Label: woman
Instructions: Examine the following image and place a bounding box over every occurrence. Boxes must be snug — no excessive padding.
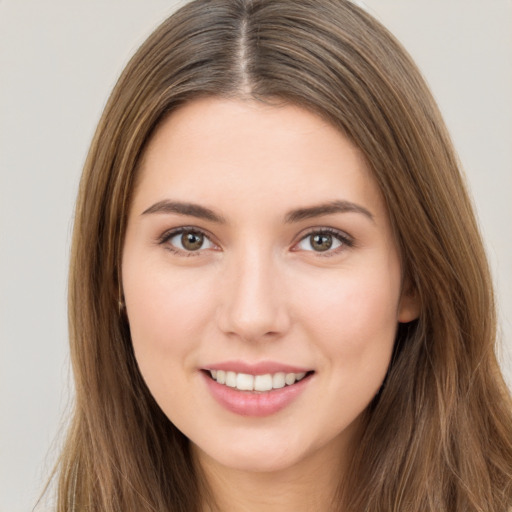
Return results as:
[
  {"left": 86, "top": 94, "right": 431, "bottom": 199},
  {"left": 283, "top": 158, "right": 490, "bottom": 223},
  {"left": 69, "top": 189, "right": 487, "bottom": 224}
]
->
[{"left": 49, "top": 0, "right": 512, "bottom": 510}]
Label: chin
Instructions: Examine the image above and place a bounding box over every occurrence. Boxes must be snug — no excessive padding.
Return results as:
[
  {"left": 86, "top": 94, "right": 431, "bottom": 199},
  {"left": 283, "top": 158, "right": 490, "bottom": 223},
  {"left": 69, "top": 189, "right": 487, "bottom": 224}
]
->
[{"left": 194, "top": 434, "right": 311, "bottom": 474}]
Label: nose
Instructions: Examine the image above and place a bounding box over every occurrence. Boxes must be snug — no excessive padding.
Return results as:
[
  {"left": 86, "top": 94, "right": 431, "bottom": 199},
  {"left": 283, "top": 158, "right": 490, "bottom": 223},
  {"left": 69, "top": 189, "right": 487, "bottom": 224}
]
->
[{"left": 216, "top": 246, "right": 291, "bottom": 342}]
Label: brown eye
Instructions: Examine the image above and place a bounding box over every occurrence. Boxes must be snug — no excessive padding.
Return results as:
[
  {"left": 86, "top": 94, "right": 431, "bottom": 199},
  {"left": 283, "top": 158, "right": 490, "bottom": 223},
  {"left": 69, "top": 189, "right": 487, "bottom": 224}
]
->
[
  {"left": 310, "top": 233, "right": 333, "bottom": 252},
  {"left": 166, "top": 229, "right": 214, "bottom": 253},
  {"left": 181, "top": 232, "right": 204, "bottom": 251},
  {"left": 295, "top": 229, "right": 350, "bottom": 254}
]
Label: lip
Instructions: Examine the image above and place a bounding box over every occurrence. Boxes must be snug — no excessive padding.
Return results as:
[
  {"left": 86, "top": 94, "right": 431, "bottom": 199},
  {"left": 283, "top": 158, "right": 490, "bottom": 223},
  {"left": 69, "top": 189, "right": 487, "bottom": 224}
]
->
[
  {"left": 202, "top": 360, "right": 311, "bottom": 375},
  {"left": 201, "top": 361, "right": 314, "bottom": 417}
]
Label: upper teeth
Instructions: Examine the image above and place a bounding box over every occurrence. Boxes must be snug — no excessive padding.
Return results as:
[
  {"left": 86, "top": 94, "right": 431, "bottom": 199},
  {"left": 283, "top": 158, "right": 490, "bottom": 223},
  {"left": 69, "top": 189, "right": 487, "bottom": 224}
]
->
[{"left": 210, "top": 370, "right": 307, "bottom": 392}]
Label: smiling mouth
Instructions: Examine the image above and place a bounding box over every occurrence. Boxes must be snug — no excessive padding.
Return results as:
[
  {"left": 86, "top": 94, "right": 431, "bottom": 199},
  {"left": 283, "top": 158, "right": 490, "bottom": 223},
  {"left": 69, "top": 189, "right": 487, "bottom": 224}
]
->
[{"left": 205, "top": 369, "right": 314, "bottom": 392}]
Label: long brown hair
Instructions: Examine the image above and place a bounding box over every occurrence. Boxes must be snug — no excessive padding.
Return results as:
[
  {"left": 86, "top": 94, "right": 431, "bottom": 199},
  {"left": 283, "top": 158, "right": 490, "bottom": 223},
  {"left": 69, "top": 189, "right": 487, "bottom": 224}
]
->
[{"left": 51, "top": 0, "right": 512, "bottom": 510}]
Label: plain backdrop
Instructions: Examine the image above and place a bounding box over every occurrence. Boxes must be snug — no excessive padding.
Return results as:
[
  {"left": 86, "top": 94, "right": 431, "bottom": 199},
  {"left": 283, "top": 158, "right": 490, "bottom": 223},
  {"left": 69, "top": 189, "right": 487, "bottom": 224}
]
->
[{"left": 1, "top": 1, "right": 511, "bottom": 511}]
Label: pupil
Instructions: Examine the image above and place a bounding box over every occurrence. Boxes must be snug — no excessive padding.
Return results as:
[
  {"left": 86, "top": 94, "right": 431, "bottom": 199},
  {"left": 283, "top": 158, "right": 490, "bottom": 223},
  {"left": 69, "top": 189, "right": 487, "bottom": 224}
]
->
[
  {"left": 182, "top": 232, "right": 203, "bottom": 251},
  {"left": 311, "top": 234, "right": 332, "bottom": 251}
]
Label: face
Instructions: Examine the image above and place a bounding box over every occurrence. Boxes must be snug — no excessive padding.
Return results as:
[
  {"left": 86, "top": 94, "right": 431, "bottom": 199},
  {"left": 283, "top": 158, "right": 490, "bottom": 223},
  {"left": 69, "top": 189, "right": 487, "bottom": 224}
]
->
[{"left": 122, "top": 98, "right": 418, "bottom": 475}]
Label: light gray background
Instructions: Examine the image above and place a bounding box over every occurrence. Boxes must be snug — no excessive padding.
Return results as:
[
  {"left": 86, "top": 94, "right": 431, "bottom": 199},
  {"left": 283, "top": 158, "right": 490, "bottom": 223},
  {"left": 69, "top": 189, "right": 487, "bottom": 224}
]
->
[{"left": 1, "top": 1, "right": 511, "bottom": 511}]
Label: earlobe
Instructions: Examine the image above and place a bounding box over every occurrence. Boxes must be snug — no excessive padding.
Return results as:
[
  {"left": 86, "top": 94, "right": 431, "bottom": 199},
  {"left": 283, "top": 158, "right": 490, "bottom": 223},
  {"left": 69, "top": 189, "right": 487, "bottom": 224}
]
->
[{"left": 397, "top": 284, "right": 420, "bottom": 323}]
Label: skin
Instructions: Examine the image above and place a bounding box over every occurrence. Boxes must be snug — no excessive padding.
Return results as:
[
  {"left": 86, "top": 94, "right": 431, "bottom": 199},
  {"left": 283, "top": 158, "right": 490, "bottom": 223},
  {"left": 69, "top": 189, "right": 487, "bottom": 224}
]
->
[{"left": 122, "top": 97, "right": 419, "bottom": 511}]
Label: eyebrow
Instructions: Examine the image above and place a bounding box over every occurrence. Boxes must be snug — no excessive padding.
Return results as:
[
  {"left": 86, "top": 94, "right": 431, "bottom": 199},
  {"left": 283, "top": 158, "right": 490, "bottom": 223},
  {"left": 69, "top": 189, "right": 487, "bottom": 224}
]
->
[
  {"left": 141, "top": 200, "right": 226, "bottom": 223},
  {"left": 141, "top": 198, "right": 374, "bottom": 224},
  {"left": 284, "top": 200, "right": 374, "bottom": 223}
]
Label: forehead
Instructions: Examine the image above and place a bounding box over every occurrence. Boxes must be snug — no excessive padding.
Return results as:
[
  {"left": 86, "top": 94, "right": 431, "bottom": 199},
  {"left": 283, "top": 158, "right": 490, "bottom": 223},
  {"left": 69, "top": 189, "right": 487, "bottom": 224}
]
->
[{"left": 132, "top": 97, "right": 384, "bottom": 220}]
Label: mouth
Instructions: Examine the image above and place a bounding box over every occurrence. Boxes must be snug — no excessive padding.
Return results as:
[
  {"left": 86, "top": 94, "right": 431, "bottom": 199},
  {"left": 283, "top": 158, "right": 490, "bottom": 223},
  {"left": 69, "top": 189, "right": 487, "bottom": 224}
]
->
[
  {"left": 201, "top": 362, "right": 315, "bottom": 416},
  {"left": 204, "top": 369, "right": 314, "bottom": 392}
]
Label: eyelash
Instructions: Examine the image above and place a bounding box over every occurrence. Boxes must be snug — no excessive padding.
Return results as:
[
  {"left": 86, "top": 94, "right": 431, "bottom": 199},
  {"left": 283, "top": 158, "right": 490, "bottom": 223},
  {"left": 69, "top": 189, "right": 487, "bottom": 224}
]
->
[
  {"left": 294, "top": 227, "right": 354, "bottom": 256},
  {"left": 158, "top": 226, "right": 217, "bottom": 257},
  {"left": 157, "top": 226, "right": 354, "bottom": 256}
]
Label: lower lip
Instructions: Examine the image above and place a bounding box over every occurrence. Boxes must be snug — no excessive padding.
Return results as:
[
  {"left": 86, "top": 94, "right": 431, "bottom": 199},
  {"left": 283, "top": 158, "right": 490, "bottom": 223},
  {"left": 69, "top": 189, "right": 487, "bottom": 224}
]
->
[{"left": 202, "top": 372, "right": 312, "bottom": 417}]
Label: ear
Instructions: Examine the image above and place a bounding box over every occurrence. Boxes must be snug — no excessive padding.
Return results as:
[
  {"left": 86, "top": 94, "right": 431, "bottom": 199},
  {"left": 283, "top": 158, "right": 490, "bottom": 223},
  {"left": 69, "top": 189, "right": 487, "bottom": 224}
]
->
[{"left": 397, "top": 281, "right": 420, "bottom": 323}]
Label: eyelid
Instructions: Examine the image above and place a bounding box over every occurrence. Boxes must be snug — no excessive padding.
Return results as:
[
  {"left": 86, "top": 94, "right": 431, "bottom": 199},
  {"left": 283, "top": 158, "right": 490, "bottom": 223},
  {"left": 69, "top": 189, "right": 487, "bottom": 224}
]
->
[
  {"left": 157, "top": 226, "right": 220, "bottom": 255},
  {"left": 292, "top": 226, "right": 354, "bottom": 254},
  {"left": 156, "top": 225, "right": 354, "bottom": 256}
]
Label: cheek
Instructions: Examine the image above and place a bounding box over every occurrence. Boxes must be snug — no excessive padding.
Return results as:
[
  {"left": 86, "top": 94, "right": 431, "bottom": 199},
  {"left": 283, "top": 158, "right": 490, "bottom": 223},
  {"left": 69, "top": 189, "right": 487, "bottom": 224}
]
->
[
  {"left": 296, "top": 262, "right": 401, "bottom": 366},
  {"left": 123, "top": 262, "right": 216, "bottom": 371},
  {"left": 123, "top": 263, "right": 220, "bottom": 426}
]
